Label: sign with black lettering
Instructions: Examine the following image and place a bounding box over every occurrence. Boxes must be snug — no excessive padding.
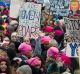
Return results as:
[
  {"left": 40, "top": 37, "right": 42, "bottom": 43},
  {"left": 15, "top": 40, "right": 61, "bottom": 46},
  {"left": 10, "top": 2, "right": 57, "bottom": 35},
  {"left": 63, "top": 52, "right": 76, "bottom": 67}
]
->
[
  {"left": 64, "top": 17, "right": 80, "bottom": 43},
  {"left": 18, "top": 2, "right": 41, "bottom": 38},
  {"left": 49, "top": 0, "right": 70, "bottom": 16}
]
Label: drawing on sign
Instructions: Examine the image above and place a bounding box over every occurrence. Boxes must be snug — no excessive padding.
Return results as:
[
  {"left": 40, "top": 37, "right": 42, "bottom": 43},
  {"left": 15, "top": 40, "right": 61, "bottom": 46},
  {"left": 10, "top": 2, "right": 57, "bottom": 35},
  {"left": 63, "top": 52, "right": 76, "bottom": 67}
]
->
[
  {"left": 66, "top": 42, "right": 79, "bottom": 57},
  {"left": 49, "top": 0, "right": 70, "bottom": 16},
  {"left": 69, "top": 43, "right": 77, "bottom": 56},
  {"left": 18, "top": 2, "right": 41, "bottom": 38}
]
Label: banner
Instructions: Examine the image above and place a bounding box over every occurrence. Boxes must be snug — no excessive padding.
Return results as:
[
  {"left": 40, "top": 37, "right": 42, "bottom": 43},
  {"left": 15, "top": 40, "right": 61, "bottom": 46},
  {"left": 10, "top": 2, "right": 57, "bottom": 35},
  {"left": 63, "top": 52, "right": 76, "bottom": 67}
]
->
[
  {"left": 49, "top": 0, "right": 70, "bottom": 16},
  {"left": 18, "top": 2, "right": 41, "bottom": 38}
]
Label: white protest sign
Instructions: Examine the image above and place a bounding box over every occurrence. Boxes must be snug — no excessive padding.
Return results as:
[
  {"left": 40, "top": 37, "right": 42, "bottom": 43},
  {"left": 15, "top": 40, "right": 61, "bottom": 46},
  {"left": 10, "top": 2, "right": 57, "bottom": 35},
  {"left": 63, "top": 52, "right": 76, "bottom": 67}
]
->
[
  {"left": 49, "top": 0, "right": 70, "bottom": 16},
  {"left": 18, "top": 2, "right": 41, "bottom": 38},
  {"left": 66, "top": 42, "right": 79, "bottom": 57},
  {"left": 64, "top": 17, "right": 80, "bottom": 43},
  {"left": 9, "top": 0, "right": 25, "bottom": 18}
]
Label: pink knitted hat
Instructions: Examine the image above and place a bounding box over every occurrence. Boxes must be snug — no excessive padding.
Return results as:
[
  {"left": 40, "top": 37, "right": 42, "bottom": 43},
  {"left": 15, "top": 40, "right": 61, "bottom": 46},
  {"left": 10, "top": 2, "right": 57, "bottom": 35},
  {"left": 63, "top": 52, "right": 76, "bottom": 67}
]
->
[
  {"left": 26, "top": 57, "right": 41, "bottom": 67},
  {"left": 54, "top": 30, "right": 63, "bottom": 36},
  {"left": 47, "top": 47, "right": 59, "bottom": 59},
  {"left": 18, "top": 42, "right": 32, "bottom": 55},
  {"left": 61, "top": 53, "right": 70, "bottom": 65},
  {"left": 43, "top": 26, "right": 53, "bottom": 32},
  {"left": 41, "top": 36, "right": 52, "bottom": 44}
]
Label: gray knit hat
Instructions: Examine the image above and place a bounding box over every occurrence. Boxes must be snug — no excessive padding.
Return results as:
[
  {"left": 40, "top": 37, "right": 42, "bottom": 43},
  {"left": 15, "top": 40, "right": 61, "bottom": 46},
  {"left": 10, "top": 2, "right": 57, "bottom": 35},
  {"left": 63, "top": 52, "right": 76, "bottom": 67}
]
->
[{"left": 17, "top": 65, "right": 32, "bottom": 74}]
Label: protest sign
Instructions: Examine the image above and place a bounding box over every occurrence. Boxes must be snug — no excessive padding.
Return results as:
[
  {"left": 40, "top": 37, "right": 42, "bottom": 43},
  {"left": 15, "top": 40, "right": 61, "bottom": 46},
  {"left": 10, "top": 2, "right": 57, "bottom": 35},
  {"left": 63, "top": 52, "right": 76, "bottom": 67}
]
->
[
  {"left": 18, "top": 2, "right": 41, "bottom": 38},
  {"left": 9, "top": 0, "right": 25, "bottom": 18},
  {"left": 69, "top": 0, "right": 80, "bottom": 15},
  {"left": 64, "top": 17, "right": 80, "bottom": 57},
  {"left": 66, "top": 42, "right": 79, "bottom": 57},
  {"left": 0, "top": 0, "right": 10, "bottom": 6},
  {"left": 49, "top": 0, "right": 70, "bottom": 16},
  {"left": 64, "top": 17, "right": 80, "bottom": 43},
  {"left": 70, "top": 0, "right": 79, "bottom": 12}
]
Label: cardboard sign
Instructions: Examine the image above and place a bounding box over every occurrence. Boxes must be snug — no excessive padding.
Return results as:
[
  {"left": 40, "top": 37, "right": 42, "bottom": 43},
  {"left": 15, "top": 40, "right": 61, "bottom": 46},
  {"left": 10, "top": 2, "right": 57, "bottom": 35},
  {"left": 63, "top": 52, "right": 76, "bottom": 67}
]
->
[
  {"left": 18, "top": 2, "right": 41, "bottom": 38},
  {"left": 49, "top": 0, "right": 70, "bottom": 16}
]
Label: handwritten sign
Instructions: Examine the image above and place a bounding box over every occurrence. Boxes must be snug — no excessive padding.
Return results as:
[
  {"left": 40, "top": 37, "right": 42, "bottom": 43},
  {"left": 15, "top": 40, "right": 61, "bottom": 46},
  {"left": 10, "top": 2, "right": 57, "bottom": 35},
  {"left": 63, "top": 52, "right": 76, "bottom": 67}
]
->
[
  {"left": 18, "top": 2, "right": 41, "bottom": 38},
  {"left": 64, "top": 17, "right": 80, "bottom": 43},
  {"left": 49, "top": 0, "right": 70, "bottom": 16}
]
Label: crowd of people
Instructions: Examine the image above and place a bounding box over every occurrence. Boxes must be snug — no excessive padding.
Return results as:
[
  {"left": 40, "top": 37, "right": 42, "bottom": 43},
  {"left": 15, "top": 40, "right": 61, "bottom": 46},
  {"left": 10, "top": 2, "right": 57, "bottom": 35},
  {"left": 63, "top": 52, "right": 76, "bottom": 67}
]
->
[{"left": 0, "top": 4, "right": 80, "bottom": 74}]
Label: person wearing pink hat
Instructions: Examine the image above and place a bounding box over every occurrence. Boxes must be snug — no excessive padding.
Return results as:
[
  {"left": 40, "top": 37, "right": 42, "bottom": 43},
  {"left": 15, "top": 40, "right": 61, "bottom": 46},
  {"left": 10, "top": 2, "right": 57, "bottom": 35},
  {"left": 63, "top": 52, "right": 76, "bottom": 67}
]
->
[
  {"left": 26, "top": 56, "right": 43, "bottom": 74},
  {"left": 41, "top": 36, "right": 52, "bottom": 44},
  {"left": 53, "top": 29, "right": 64, "bottom": 51},
  {"left": 43, "top": 26, "right": 54, "bottom": 37},
  {"left": 26, "top": 57, "right": 41, "bottom": 69},
  {"left": 40, "top": 36, "right": 52, "bottom": 60},
  {"left": 47, "top": 47, "right": 59, "bottom": 60},
  {"left": 18, "top": 42, "right": 33, "bottom": 60}
]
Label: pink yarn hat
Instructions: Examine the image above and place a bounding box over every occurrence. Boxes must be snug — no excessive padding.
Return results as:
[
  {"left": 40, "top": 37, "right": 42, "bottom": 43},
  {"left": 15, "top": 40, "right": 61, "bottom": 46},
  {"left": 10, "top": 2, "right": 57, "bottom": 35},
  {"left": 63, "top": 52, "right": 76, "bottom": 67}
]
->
[
  {"left": 41, "top": 36, "right": 52, "bottom": 44},
  {"left": 54, "top": 30, "right": 63, "bottom": 36},
  {"left": 43, "top": 26, "right": 53, "bottom": 32},
  {"left": 47, "top": 47, "right": 59, "bottom": 59},
  {"left": 18, "top": 42, "right": 32, "bottom": 55},
  {"left": 61, "top": 53, "right": 70, "bottom": 65},
  {"left": 26, "top": 57, "right": 41, "bottom": 67}
]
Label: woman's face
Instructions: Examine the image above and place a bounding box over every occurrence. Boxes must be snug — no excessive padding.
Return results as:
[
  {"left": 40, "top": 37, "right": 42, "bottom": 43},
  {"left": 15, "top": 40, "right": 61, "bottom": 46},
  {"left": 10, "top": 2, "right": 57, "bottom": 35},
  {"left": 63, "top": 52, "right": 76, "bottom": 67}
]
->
[
  {"left": 11, "top": 36, "right": 17, "bottom": 42},
  {"left": 26, "top": 50, "right": 33, "bottom": 59},
  {"left": 0, "top": 61, "right": 7, "bottom": 72}
]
